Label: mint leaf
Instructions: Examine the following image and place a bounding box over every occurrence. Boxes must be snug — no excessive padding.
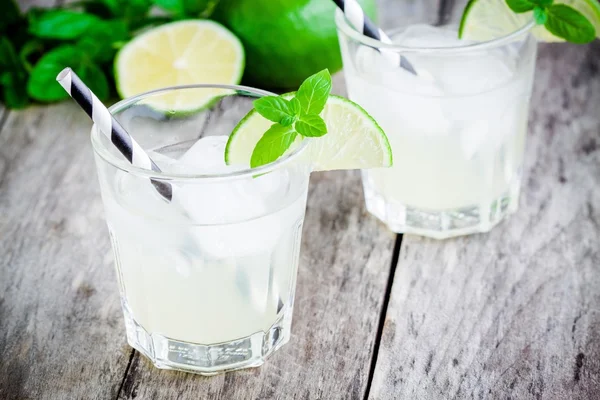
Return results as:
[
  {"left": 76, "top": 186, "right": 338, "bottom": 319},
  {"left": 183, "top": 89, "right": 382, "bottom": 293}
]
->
[
  {"left": 102, "top": 0, "right": 152, "bottom": 17},
  {"left": 30, "top": 45, "right": 109, "bottom": 102},
  {"left": 290, "top": 97, "right": 301, "bottom": 115},
  {"left": 254, "top": 96, "right": 299, "bottom": 126},
  {"left": 250, "top": 123, "right": 298, "bottom": 168},
  {"left": 295, "top": 114, "right": 327, "bottom": 137},
  {"left": 77, "top": 19, "right": 129, "bottom": 63},
  {"left": 28, "top": 10, "right": 101, "bottom": 40},
  {"left": 296, "top": 69, "right": 332, "bottom": 115},
  {"left": 0, "top": 0, "right": 20, "bottom": 33},
  {"left": 533, "top": 0, "right": 553, "bottom": 6},
  {"left": 0, "top": 37, "right": 29, "bottom": 109},
  {"left": 506, "top": 0, "right": 536, "bottom": 13},
  {"left": 533, "top": 6, "right": 548, "bottom": 25},
  {"left": 545, "top": 4, "right": 595, "bottom": 43}
]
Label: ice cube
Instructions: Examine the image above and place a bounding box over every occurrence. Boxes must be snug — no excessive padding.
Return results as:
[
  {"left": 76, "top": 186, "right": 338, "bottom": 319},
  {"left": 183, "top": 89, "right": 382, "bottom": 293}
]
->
[
  {"left": 178, "top": 135, "right": 233, "bottom": 173},
  {"left": 395, "top": 24, "right": 469, "bottom": 47},
  {"left": 172, "top": 136, "right": 284, "bottom": 258},
  {"left": 392, "top": 24, "right": 515, "bottom": 96},
  {"left": 350, "top": 46, "right": 451, "bottom": 136}
]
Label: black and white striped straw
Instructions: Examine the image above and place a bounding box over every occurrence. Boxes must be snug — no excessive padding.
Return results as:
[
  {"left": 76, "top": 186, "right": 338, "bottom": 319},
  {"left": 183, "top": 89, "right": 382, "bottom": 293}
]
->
[
  {"left": 333, "top": 0, "right": 417, "bottom": 75},
  {"left": 56, "top": 67, "right": 173, "bottom": 202}
]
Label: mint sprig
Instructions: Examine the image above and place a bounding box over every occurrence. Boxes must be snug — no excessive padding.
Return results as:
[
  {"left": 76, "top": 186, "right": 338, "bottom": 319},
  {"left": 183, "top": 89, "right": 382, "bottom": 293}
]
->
[
  {"left": 506, "top": 0, "right": 596, "bottom": 43},
  {"left": 250, "top": 69, "right": 332, "bottom": 168}
]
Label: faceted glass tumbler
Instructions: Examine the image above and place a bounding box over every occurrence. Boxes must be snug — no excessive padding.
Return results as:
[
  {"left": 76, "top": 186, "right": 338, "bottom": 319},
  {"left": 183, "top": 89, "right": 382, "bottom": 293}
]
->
[
  {"left": 336, "top": 1, "right": 538, "bottom": 238},
  {"left": 92, "top": 85, "right": 311, "bottom": 375}
]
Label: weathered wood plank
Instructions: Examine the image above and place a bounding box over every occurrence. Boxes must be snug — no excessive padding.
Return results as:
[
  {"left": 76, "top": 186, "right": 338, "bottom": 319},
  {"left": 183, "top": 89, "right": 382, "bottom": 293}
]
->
[
  {"left": 1, "top": 1, "right": 131, "bottom": 398},
  {"left": 0, "top": 102, "right": 132, "bottom": 400},
  {"left": 369, "top": 42, "right": 600, "bottom": 400},
  {"left": 115, "top": 76, "right": 396, "bottom": 399}
]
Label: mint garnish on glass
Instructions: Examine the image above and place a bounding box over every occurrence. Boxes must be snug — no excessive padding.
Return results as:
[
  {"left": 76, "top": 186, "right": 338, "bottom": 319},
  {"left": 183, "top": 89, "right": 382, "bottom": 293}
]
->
[
  {"left": 250, "top": 69, "right": 332, "bottom": 168},
  {"left": 506, "top": 0, "right": 596, "bottom": 42},
  {"left": 459, "top": 0, "right": 599, "bottom": 43}
]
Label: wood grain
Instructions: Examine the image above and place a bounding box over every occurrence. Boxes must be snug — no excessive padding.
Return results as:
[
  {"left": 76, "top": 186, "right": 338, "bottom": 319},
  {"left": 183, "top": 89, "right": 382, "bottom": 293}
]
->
[
  {"left": 115, "top": 170, "right": 396, "bottom": 400},
  {"left": 0, "top": 103, "right": 132, "bottom": 400},
  {"left": 2, "top": 1, "right": 132, "bottom": 397},
  {"left": 369, "top": 42, "right": 600, "bottom": 400}
]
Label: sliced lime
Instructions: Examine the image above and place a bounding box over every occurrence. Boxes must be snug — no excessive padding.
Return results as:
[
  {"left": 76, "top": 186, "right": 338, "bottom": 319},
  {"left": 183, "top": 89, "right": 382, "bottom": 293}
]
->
[
  {"left": 114, "top": 20, "right": 244, "bottom": 111},
  {"left": 225, "top": 94, "right": 392, "bottom": 171},
  {"left": 459, "top": 0, "right": 600, "bottom": 42}
]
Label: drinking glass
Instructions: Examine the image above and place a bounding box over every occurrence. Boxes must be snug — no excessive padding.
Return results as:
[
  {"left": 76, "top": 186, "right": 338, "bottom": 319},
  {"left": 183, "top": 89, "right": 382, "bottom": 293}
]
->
[
  {"left": 92, "top": 85, "right": 311, "bottom": 375},
  {"left": 336, "top": 0, "right": 537, "bottom": 238}
]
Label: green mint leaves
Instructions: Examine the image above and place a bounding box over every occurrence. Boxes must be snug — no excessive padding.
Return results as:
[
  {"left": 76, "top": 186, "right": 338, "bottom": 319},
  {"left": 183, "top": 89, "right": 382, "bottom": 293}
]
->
[
  {"left": 295, "top": 70, "right": 332, "bottom": 114},
  {"left": 545, "top": 4, "right": 596, "bottom": 43},
  {"left": 250, "top": 69, "right": 332, "bottom": 168},
  {"left": 506, "top": 0, "right": 596, "bottom": 43},
  {"left": 250, "top": 124, "right": 298, "bottom": 168},
  {"left": 0, "top": 0, "right": 219, "bottom": 109},
  {"left": 254, "top": 96, "right": 299, "bottom": 126}
]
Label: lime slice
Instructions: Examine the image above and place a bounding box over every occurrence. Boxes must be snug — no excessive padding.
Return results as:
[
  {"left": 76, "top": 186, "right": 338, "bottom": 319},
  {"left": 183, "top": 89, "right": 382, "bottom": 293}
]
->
[
  {"left": 459, "top": 0, "right": 600, "bottom": 42},
  {"left": 225, "top": 94, "right": 392, "bottom": 171},
  {"left": 115, "top": 20, "right": 244, "bottom": 111}
]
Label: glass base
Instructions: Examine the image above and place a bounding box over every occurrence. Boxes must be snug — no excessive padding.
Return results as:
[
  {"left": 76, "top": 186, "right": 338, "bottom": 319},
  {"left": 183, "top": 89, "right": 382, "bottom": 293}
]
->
[
  {"left": 121, "top": 303, "right": 290, "bottom": 375},
  {"left": 363, "top": 179, "right": 520, "bottom": 239}
]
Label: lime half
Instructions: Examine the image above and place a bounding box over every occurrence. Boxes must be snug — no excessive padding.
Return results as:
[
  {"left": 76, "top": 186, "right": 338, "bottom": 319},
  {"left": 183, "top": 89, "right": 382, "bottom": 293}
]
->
[
  {"left": 225, "top": 94, "right": 392, "bottom": 171},
  {"left": 459, "top": 0, "right": 600, "bottom": 42},
  {"left": 115, "top": 20, "right": 244, "bottom": 111}
]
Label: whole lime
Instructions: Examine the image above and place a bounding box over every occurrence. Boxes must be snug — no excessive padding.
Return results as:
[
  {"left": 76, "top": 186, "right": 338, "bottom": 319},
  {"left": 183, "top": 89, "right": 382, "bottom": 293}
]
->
[{"left": 212, "top": 0, "right": 377, "bottom": 90}]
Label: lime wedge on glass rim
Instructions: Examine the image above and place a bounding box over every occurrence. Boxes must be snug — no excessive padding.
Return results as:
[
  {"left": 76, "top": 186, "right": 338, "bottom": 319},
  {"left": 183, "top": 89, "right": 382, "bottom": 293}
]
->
[
  {"left": 459, "top": 0, "right": 600, "bottom": 42},
  {"left": 114, "top": 20, "right": 244, "bottom": 112},
  {"left": 225, "top": 94, "right": 392, "bottom": 171}
]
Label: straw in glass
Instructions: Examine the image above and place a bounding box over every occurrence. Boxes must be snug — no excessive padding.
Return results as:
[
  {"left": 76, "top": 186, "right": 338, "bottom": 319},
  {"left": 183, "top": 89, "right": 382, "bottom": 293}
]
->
[
  {"left": 56, "top": 67, "right": 173, "bottom": 202},
  {"left": 332, "top": 0, "right": 417, "bottom": 75}
]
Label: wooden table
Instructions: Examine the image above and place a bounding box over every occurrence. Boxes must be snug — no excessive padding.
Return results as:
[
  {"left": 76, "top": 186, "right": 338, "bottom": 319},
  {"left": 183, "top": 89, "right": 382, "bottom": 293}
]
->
[{"left": 2, "top": 1, "right": 600, "bottom": 399}]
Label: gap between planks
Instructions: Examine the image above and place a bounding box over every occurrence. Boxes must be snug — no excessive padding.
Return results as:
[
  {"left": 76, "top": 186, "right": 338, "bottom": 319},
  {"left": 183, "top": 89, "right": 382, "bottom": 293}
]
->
[
  {"left": 112, "top": 234, "right": 403, "bottom": 399},
  {"left": 115, "top": 350, "right": 136, "bottom": 400},
  {"left": 364, "top": 234, "right": 403, "bottom": 400}
]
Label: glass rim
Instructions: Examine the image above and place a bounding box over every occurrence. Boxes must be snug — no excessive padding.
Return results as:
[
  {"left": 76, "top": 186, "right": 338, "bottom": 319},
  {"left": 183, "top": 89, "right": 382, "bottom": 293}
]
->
[
  {"left": 334, "top": 9, "right": 535, "bottom": 54},
  {"left": 91, "top": 84, "right": 311, "bottom": 182}
]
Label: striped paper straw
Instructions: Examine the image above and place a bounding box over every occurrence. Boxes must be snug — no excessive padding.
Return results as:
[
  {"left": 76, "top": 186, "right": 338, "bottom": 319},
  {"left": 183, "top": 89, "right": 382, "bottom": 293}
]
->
[
  {"left": 56, "top": 67, "right": 173, "bottom": 202},
  {"left": 333, "top": 0, "right": 417, "bottom": 75}
]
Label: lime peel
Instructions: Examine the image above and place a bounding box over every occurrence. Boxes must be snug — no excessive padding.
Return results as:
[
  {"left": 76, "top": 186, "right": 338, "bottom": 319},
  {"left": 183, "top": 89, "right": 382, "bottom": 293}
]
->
[{"left": 114, "top": 20, "right": 244, "bottom": 112}]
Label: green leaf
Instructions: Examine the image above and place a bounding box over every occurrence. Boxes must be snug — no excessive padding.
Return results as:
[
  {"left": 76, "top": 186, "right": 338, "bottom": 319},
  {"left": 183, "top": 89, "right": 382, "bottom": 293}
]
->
[
  {"left": 102, "top": 0, "right": 152, "bottom": 17},
  {"left": 28, "top": 46, "right": 80, "bottom": 102},
  {"left": 80, "top": 62, "right": 109, "bottom": 100},
  {"left": 545, "top": 4, "right": 596, "bottom": 43},
  {"left": 3, "top": 83, "right": 29, "bottom": 109},
  {"left": 77, "top": 0, "right": 114, "bottom": 19},
  {"left": 77, "top": 19, "right": 129, "bottom": 62},
  {"left": 0, "top": 37, "right": 30, "bottom": 109},
  {"left": 19, "top": 40, "right": 45, "bottom": 71},
  {"left": 290, "top": 97, "right": 301, "bottom": 115},
  {"left": 533, "top": 6, "right": 548, "bottom": 25},
  {"left": 253, "top": 96, "right": 299, "bottom": 126},
  {"left": 0, "top": 0, "right": 21, "bottom": 34},
  {"left": 250, "top": 123, "right": 298, "bottom": 168},
  {"left": 532, "top": 0, "right": 553, "bottom": 7},
  {"left": 28, "top": 45, "right": 109, "bottom": 102},
  {"left": 295, "top": 114, "right": 327, "bottom": 137},
  {"left": 153, "top": 0, "right": 185, "bottom": 13},
  {"left": 295, "top": 69, "right": 332, "bottom": 115},
  {"left": 0, "top": 37, "right": 20, "bottom": 70},
  {"left": 505, "top": 0, "right": 536, "bottom": 13},
  {"left": 28, "top": 10, "right": 101, "bottom": 40}
]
